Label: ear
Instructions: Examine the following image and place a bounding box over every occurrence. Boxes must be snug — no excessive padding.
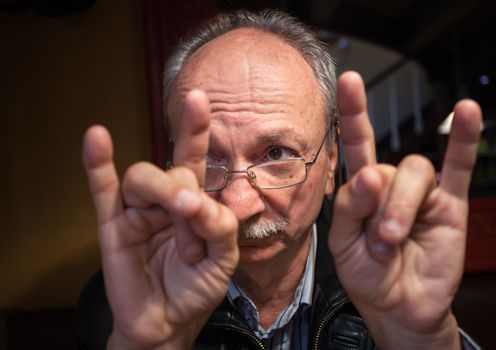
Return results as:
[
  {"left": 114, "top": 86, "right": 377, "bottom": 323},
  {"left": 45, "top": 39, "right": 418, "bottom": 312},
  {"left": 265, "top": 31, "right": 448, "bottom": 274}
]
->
[{"left": 325, "top": 141, "right": 339, "bottom": 195}]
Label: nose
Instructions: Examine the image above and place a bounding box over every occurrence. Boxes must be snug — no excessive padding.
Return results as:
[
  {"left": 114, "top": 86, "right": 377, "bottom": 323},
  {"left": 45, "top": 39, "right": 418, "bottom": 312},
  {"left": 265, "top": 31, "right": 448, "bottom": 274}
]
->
[{"left": 218, "top": 173, "right": 266, "bottom": 223}]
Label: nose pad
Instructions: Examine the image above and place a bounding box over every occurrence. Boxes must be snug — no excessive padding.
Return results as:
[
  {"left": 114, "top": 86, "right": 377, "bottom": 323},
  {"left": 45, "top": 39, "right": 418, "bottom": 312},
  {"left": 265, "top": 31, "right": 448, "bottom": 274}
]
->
[
  {"left": 225, "top": 169, "right": 257, "bottom": 189},
  {"left": 247, "top": 170, "right": 257, "bottom": 187}
]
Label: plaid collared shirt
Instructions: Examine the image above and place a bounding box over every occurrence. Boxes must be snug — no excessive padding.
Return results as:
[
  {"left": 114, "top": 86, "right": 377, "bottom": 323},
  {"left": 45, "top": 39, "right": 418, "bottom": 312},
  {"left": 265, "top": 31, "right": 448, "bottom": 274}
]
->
[{"left": 227, "top": 225, "right": 317, "bottom": 350}]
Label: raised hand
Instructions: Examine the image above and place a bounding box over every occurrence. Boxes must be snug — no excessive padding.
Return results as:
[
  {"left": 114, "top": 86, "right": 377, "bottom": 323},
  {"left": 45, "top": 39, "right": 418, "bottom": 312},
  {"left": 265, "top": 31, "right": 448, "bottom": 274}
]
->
[
  {"left": 82, "top": 90, "right": 239, "bottom": 350},
  {"left": 329, "top": 71, "right": 482, "bottom": 349}
]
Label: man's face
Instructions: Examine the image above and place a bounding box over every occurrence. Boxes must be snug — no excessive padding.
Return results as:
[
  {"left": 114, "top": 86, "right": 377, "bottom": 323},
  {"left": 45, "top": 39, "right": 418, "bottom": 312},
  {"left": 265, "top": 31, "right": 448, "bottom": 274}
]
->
[{"left": 168, "top": 28, "right": 337, "bottom": 262}]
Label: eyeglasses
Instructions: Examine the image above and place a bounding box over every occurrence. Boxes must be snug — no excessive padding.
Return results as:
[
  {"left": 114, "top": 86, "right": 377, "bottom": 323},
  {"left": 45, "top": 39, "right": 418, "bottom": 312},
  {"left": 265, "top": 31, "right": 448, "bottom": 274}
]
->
[{"left": 204, "top": 126, "right": 333, "bottom": 192}]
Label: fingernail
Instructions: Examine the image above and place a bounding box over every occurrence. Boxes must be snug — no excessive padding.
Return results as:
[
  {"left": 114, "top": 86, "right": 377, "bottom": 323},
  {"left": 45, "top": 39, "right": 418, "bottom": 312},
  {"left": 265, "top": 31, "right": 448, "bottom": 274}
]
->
[
  {"left": 381, "top": 218, "right": 401, "bottom": 236},
  {"left": 175, "top": 189, "right": 201, "bottom": 209}
]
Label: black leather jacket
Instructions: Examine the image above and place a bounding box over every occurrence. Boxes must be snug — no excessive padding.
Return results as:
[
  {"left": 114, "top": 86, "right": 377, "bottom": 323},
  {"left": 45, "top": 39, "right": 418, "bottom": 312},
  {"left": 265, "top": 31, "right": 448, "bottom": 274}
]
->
[
  {"left": 75, "top": 197, "right": 376, "bottom": 349},
  {"left": 191, "top": 197, "right": 376, "bottom": 349}
]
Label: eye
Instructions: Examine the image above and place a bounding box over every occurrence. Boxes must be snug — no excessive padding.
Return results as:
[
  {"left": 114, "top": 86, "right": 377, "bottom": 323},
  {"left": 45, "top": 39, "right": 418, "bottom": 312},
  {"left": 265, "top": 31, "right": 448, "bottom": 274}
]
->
[
  {"left": 262, "top": 147, "right": 297, "bottom": 162},
  {"left": 206, "top": 152, "right": 226, "bottom": 165}
]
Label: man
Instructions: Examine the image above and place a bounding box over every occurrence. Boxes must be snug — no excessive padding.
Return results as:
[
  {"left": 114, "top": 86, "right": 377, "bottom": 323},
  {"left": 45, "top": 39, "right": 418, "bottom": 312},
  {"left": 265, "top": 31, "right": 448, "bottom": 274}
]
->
[{"left": 77, "top": 9, "right": 482, "bottom": 349}]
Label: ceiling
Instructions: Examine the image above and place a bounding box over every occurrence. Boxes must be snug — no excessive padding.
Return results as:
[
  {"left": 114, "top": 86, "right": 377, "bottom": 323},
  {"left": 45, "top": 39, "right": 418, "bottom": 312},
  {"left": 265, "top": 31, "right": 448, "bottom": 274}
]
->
[
  {"left": 218, "top": 0, "right": 496, "bottom": 118},
  {"left": 0, "top": 0, "right": 96, "bottom": 16},
  {"left": 2, "top": 0, "right": 493, "bottom": 117}
]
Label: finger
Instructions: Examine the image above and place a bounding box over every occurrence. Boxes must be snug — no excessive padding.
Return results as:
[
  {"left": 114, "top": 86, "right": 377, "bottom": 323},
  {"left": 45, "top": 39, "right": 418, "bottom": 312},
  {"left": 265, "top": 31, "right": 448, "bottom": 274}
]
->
[
  {"left": 126, "top": 205, "right": 172, "bottom": 236},
  {"left": 82, "top": 125, "right": 123, "bottom": 224},
  {"left": 329, "top": 166, "right": 384, "bottom": 260},
  {"left": 122, "top": 164, "right": 206, "bottom": 263},
  {"left": 173, "top": 89, "right": 211, "bottom": 188},
  {"left": 337, "top": 71, "right": 377, "bottom": 175},
  {"left": 170, "top": 90, "right": 211, "bottom": 264},
  {"left": 122, "top": 164, "right": 202, "bottom": 217},
  {"left": 440, "top": 100, "right": 482, "bottom": 200},
  {"left": 175, "top": 194, "right": 238, "bottom": 266},
  {"left": 190, "top": 193, "right": 239, "bottom": 268},
  {"left": 376, "top": 155, "right": 436, "bottom": 246},
  {"left": 111, "top": 206, "right": 174, "bottom": 251},
  {"left": 173, "top": 218, "right": 206, "bottom": 264}
]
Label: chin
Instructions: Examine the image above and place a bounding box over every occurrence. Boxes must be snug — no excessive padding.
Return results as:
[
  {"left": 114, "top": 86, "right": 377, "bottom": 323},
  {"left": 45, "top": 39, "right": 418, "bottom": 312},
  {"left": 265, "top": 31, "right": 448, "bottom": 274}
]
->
[{"left": 237, "top": 236, "right": 285, "bottom": 263}]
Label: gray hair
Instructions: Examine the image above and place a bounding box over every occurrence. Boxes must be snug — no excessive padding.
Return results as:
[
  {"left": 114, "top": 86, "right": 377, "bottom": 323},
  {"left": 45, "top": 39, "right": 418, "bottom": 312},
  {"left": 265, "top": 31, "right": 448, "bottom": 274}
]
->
[{"left": 163, "top": 9, "right": 338, "bottom": 144}]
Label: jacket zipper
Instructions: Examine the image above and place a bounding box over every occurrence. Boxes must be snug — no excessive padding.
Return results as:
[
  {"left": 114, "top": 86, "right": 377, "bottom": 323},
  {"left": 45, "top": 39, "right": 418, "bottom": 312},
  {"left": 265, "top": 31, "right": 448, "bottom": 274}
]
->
[
  {"left": 239, "top": 328, "right": 266, "bottom": 350},
  {"left": 216, "top": 325, "right": 266, "bottom": 349},
  {"left": 312, "top": 297, "right": 350, "bottom": 350}
]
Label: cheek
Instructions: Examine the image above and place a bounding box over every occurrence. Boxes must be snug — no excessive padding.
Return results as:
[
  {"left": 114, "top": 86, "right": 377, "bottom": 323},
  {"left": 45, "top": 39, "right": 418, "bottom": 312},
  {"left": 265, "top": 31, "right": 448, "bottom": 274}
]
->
[
  {"left": 292, "top": 170, "right": 329, "bottom": 220},
  {"left": 295, "top": 185, "right": 325, "bottom": 216},
  {"left": 267, "top": 181, "right": 325, "bottom": 228}
]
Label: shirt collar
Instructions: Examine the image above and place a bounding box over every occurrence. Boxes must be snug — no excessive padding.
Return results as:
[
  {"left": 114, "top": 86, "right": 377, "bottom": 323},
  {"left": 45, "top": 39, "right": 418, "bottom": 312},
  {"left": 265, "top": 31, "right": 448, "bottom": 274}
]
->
[{"left": 227, "top": 224, "right": 317, "bottom": 333}]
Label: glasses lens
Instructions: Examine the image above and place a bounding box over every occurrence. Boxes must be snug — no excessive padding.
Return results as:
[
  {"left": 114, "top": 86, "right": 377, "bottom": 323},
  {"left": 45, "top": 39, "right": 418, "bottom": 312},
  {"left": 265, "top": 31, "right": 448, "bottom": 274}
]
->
[
  {"left": 251, "top": 159, "right": 306, "bottom": 189},
  {"left": 205, "top": 166, "right": 228, "bottom": 192}
]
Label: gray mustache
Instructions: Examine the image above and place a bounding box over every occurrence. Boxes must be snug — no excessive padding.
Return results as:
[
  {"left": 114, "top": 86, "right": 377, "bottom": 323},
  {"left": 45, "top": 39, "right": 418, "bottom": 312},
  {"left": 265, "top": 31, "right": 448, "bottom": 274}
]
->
[{"left": 238, "top": 216, "right": 288, "bottom": 239}]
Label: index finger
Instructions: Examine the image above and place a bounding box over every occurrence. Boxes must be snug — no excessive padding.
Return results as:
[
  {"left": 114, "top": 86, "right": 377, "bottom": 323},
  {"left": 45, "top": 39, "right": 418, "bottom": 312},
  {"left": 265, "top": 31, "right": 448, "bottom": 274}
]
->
[
  {"left": 337, "top": 71, "right": 377, "bottom": 176},
  {"left": 172, "top": 89, "right": 211, "bottom": 187},
  {"left": 82, "top": 125, "right": 123, "bottom": 224},
  {"left": 440, "top": 99, "right": 482, "bottom": 200}
]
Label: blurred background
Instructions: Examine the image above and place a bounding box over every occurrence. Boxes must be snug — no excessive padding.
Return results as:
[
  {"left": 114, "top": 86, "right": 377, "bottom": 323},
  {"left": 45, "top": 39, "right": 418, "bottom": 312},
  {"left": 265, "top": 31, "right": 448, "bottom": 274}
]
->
[{"left": 0, "top": 0, "right": 494, "bottom": 348}]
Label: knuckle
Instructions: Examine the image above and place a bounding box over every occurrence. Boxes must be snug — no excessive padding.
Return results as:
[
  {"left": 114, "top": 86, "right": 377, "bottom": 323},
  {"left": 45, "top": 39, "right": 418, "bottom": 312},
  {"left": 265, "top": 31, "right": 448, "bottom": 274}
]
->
[
  {"left": 226, "top": 208, "right": 239, "bottom": 233},
  {"left": 123, "top": 162, "right": 153, "bottom": 185},
  {"left": 330, "top": 182, "right": 354, "bottom": 213},
  {"left": 375, "top": 163, "right": 396, "bottom": 178},
  {"left": 445, "top": 153, "right": 473, "bottom": 171},
  {"left": 389, "top": 199, "right": 418, "bottom": 218},
  {"left": 333, "top": 196, "right": 348, "bottom": 214},
  {"left": 122, "top": 162, "right": 169, "bottom": 201},
  {"left": 216, "top": 204, "right": 239, "bottom": 236},
  {"left": 168, "top": 166, "right": 200, "bottom": 188},
  {"left": 122, "top": 167, "right": 154, "bottom": 200},
  {"left": 402, "top": 154, "right": 434, "bottom": 174}
]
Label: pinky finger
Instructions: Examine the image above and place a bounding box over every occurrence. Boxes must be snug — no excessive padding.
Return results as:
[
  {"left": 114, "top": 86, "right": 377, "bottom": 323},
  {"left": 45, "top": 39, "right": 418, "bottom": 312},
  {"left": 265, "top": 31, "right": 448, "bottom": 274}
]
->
[{"left": 440, "top": 100, "right": 482, "bottom": 200}]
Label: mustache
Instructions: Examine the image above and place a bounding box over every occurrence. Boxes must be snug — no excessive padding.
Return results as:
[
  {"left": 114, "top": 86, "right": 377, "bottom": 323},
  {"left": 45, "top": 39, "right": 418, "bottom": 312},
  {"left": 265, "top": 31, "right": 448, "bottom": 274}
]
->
[{"left": 238, "top": 216, "right": 288, "bottom": 240}]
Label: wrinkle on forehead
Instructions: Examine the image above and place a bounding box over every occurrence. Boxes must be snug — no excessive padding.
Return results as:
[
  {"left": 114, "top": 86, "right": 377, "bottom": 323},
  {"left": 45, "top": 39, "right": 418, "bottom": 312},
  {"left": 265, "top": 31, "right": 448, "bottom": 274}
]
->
[{"left": 167, "top": 28, "right": 326, "bottom": 138}]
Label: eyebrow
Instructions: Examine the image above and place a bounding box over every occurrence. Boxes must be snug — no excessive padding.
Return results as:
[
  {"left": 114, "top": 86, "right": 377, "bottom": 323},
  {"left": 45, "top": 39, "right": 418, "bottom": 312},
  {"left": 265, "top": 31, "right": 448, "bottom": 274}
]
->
[
  {"left": 255, "top": 132, "right": 309, "bottom": 156},
  {"left": 208, "top": 130, "right": 307, "bottom": 154},
  {"left": 209, "top": 131, "right": 290, "bottom": 147},
  {"left": 255, "top": 133, "right": 287, "bottom": 145}
]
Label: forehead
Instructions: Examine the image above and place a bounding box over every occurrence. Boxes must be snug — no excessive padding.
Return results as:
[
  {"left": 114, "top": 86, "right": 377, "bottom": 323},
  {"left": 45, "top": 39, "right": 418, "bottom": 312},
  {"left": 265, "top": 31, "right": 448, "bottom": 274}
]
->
[{"left": 167, "top": 28, "right": 325, "bottom": 137}]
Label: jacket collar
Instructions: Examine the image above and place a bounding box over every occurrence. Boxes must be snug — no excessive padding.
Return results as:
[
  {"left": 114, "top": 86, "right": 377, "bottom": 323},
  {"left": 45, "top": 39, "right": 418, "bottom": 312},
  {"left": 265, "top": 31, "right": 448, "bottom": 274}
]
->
[{"left": 315, "top": 196, "right": 346, "bottom": 299}]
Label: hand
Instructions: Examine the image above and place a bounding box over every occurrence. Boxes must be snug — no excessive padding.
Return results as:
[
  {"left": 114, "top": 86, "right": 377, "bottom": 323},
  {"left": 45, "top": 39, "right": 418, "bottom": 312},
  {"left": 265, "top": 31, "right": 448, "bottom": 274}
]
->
[
  {"left": 82, "top": 90, "right": 239, "bottom": 350},
  {"left": 329, "top": 71, "right": 482, "bottom": 349}
]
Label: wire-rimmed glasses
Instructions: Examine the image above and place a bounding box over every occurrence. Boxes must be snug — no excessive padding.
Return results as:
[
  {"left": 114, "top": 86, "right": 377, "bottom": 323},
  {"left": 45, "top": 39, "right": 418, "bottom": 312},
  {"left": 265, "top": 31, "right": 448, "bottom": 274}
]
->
[{"left": 204, "top": 126, "right": 332, "bottom": 192}]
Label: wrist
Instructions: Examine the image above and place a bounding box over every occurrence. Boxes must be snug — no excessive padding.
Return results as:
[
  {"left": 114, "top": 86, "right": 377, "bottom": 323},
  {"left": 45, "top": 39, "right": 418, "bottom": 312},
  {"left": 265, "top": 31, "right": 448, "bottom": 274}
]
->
[
  {"left": 107, "top": 334, "right": 195, "bottom": 350},
  {"left": 362, "top": 311, "right": 461, "bottom": 350},
  {"left": 106, "top": 316, "right": 207, "bottom": 350}
]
